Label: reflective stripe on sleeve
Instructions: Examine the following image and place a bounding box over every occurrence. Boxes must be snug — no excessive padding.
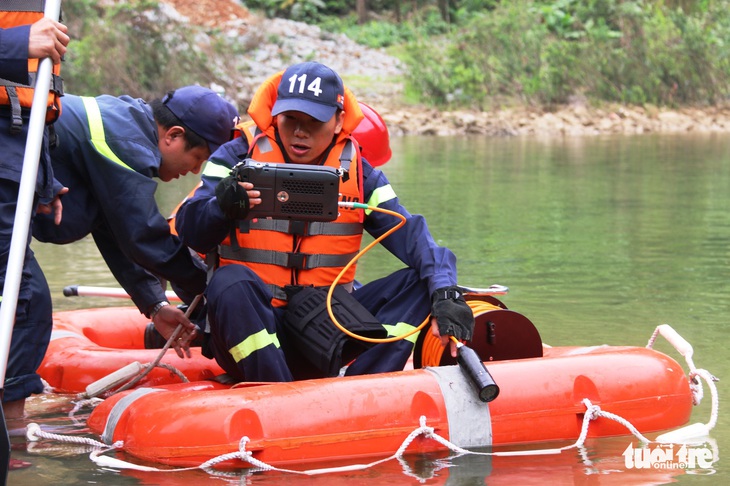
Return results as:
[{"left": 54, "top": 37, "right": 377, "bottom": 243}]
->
[
  {"left": 81, "top": 96, "right": 133, "bottom": 171},
  {"left": 202, "top": 160, "right": 233, "bottom": 179},
  {"left": 364, "top": 184, "right": 396, "bottom": 215}
]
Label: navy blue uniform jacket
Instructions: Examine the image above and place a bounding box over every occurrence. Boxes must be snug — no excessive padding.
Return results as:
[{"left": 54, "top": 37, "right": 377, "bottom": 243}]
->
[{"left": 32, "top": 94, "right": 206, "bottom": 315}]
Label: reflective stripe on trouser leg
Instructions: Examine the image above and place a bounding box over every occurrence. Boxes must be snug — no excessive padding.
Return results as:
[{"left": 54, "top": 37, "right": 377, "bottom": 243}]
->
[
  {"left": 346, "top": 268, "right": 431, "bottom": 375},
  {"left": 206, "top": 265, "right": 293, "bottom": 382}
]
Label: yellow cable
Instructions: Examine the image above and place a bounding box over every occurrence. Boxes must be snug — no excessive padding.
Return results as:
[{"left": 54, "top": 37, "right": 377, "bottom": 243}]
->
[
  {"left": 465, "top": 300, "right": 502, "bottom": 315},
  {"left": 419, "top": 300, "right": 502, "bottom": 366},
  {"left": 326, "top": 203, "right": 502, "bottom": 347},
  {"left": 326, "top": 203, "right": 430, "bottom": 343}
]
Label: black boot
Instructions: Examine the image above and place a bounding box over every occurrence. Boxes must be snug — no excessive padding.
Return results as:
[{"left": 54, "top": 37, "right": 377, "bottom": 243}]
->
[{"left": 144, "top": 322, "right": 168, "bottom": 349}]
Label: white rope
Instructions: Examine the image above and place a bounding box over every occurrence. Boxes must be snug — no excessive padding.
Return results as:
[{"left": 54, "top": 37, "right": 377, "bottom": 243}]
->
[
  {"left": 691, "top": 368, "right": 720, "bottom": 430},
  {"left": 66, "top": 397, "right": 105, "bottom": 425},
  {"left": 29, "top": 393, "right": 708, "bottom": 478},
  {"left": 577, "top": 399, "right": 652, "bottom": 445},
  {"left": 69, "top": 397, "right": 104, "bottom": 417},
  {"left": 83, "top": 406, "right": 620, "bottom": 473},
  {"left": 646, "top": 324, "right": 720, "bottom": 436},
  {"left": 26, "top": 423, "right": 114, "bottom": 449},
  {"left": 28, "top": 322, "right": 720, "bottom": 477}
]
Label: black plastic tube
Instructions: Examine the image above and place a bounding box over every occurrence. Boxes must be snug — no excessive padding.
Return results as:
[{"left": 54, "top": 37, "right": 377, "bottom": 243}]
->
[{"left": 456, "top": 342, "right": 500, "bottom": 402}]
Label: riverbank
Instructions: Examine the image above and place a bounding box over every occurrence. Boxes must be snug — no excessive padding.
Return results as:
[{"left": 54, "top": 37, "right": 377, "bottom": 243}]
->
[
  {"left": 378, "top": 102, "right": 730, "bottom": 137},
  {"left": 162, "top": 0, "right": 730, "bottom": 138}
]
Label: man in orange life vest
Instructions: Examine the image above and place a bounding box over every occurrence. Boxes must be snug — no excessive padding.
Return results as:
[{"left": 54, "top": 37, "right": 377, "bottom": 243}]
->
[
  {"left": 0, "top": 11, "right": 68, "bottom": 430},
  {"left": 175, "top": 62, "right": 473, "bottom": 382}
]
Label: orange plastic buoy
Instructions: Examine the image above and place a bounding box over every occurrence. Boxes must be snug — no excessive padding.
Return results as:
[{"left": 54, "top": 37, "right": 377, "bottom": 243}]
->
[
  {"left": 88, "top": 344, "right": 692, "bottom": 468},
  {"left": 39, "top": 307, "right": 223, "bottom": 394}
]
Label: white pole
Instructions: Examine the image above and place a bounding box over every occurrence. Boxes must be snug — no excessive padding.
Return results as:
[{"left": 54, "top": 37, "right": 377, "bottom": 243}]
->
[
  {"left": 62, "top": 285, "right": 182, "bottom": 303},
  {"left": 0, "top": 0, "right": 63, "bottom": 387}
]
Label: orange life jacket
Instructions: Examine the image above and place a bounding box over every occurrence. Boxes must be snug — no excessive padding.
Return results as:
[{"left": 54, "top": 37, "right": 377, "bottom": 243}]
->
[
  {"left": 217, "top": 71, "right": 366, "bottom": 306},
  {"left": 0, "top": 2, "right": 64, "bottom": 133}
]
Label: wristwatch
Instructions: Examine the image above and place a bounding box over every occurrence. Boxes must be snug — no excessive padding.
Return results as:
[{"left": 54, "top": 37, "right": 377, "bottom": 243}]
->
[{"left": 149, "top": 301, "right": 170, "bottom": 320}]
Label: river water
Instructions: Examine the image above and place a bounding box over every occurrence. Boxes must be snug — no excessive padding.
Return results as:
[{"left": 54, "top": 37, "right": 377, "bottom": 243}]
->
[{"left": 9, "top": 133, "right": 728, "bottom": 485}]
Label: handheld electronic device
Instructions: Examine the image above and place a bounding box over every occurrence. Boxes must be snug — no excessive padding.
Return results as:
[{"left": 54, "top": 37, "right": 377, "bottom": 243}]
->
[{"left": 232, "top": 159, "right": 342, "bottom": 222}]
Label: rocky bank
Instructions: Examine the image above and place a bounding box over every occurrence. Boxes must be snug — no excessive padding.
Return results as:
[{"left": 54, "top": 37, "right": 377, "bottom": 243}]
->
[{"left": 160, "top": 0, "right": 730, "bottom": 138}]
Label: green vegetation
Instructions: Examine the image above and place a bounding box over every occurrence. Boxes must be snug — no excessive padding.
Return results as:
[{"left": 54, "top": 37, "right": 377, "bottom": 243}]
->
[
  {"left": 62, "top": 0, "right": 216, "bottom": 99},
  {"left": 398, "top": 0, "right": 730, "bottom": 109},
  {"left": 62, "top": 0, "right": 730, "bottom": 110},
  {"left": 250, "top": 0, "right": 730, "bottom": 109}
]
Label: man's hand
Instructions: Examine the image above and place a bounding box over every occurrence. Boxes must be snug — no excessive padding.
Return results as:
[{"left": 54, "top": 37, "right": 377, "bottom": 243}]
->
[
  {"left": 28, "top": 18, "right": 69, "bottom": 64},
  {"left": 36, "top": 186, "right": 68, "bottom": 224},
  {"left": 152, "top": 304, "right": 198, "bottom": 358},
  {"left": 430, "top": 286, "right": 474, "bottom": 358},
  {"left": 215, "top": 177, "right": 261, "bottom": 220}
]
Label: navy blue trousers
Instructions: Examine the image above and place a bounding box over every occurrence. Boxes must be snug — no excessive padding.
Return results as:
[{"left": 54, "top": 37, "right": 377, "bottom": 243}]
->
[
  {"left": 205, "top": 266, "right": 431, "bottom": 382},
  {"left": 0, "top": 180, "right": 52, "bottom": 403}
]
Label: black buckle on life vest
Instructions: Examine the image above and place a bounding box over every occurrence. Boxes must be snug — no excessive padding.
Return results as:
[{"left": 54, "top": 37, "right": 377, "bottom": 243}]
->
[
  {"left": 288, "top": 220, "right": 307, "bottom": 236},
  {"left": 286, "top": 252, "right": 306, "bottom": 270},
  {"left": 5, "top": 86, "right": 23, "bottom": 134},
  {"left": 51, "top": 73, "right": 64, "bottom": 96},
  {"left": 237, "top": 220, "right": 250, "bottom": 234},
  {"left": 339, "top": 140, "right": 354, "bottom": 182}
]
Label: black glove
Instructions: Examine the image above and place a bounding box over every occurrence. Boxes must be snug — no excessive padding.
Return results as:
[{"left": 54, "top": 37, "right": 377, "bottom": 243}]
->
[
  {"left": 431, "top": 286, "right": 474, "bottom": 341},
  {"left": 215, "top": 175, "right": 250, "bottom": 220}
]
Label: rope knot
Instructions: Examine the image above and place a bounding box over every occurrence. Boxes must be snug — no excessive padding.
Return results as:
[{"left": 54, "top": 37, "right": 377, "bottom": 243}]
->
[
  {"left": 26, "top": 423, "right": 42, "bottom": 442},
  {"left": 417, "top": 415, "right": 435, "bottom": 437},
  {"left": 239, "top": 436, "right": 251, "bottom": 454},
  {"left": 581, "top": 398, "right": 601, "bottom": 420}
]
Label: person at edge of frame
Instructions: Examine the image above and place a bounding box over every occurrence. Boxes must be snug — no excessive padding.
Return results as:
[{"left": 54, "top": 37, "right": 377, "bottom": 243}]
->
[{"left": 0, "top": 11, "right": 69, "bottom": 472}]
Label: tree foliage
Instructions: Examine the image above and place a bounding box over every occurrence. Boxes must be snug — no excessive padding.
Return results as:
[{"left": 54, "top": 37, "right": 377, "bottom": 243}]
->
[
  {"left": 62, "top": 0, "right": 215, "bottom": 98},
  {"left": 398, "top": 0, "right": 730, "bottom": 108},
  {"left": 265, "top": 0, "right": 729, "bottom": 108},
  {"left": 62, "top": 0, "right": 730, "bottom": 109}
]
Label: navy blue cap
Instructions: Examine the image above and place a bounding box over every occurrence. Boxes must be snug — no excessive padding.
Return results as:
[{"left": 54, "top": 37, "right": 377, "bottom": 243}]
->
[
  {"left": 162, "top": 86, "right": 240, "bottom": 153},
  {"left": 271, "top": 62, "right": 345, "bottom": 122}
]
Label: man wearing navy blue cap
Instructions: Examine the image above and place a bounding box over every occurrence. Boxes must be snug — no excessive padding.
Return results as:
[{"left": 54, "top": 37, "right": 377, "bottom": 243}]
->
[
  {"left": 33, "top": 87, "right": 240, "bottom": 355},
  {"left": 270, "top": 62, "right": 345, "bottom": 122},
  {"left": 176, "top": 62, "right": 473, "bottom": 383}
]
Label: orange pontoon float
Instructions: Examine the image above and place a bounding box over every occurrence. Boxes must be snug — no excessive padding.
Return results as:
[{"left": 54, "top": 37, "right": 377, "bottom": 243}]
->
[
  {"left": 38, "top": 306, "right": 224, "bottom": 394},
  {"left": 87, "top": 344, "right": 693, "bottom": 468},
  {"left": 83, "top": 297, "right": 704, "bottom": 469}
]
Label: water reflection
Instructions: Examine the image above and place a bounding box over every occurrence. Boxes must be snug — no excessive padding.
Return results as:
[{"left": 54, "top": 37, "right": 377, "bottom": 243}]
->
[{"left": 14, "top": 133, "right": 728, "bottom": 484}]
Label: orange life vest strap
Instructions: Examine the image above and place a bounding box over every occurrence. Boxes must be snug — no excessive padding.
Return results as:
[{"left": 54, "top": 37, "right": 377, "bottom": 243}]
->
[
  {"left": 0, "top": 1, "right": 65, "bottom": 131},
  {"left": 247, "top": 219, "right": 363, "bottom": 237},
  {"left": 218, "top": 246, "right": 358, "bottom": 270}
]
